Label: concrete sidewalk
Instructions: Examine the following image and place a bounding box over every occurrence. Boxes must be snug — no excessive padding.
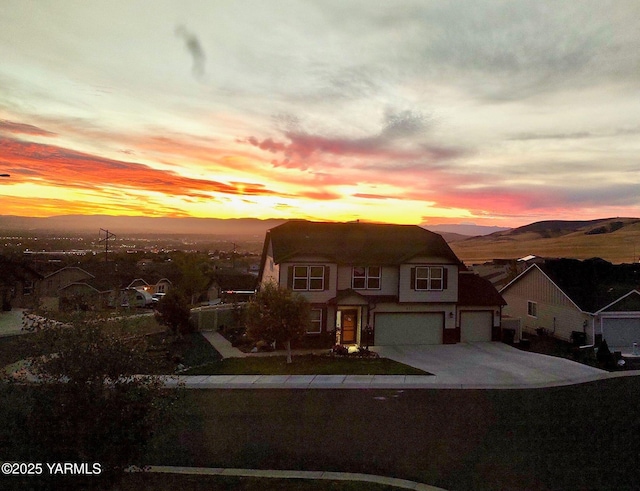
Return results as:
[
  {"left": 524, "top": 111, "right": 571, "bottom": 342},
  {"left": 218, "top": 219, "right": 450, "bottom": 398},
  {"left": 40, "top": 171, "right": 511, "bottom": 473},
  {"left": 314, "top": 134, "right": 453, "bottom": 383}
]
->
[
  {"left": 141, "top": 465, "right": 447, "bottom": 490},
  {"left": 162, "top": 369, "right": 640, "bottom": 390}
]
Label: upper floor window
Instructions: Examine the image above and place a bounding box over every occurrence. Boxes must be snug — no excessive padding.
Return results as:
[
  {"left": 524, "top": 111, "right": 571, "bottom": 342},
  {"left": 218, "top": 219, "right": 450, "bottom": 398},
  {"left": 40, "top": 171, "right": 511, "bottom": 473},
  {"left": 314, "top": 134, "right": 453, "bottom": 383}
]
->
[
  {"left": 527, "top": 301, "right": 537, "bottom": 317},
  {"left": 352, "top": 266, "right": 381, "bottom": 290},
  {"left": 293, "top": 265, "right": 325, "bottom": 291},
  {"left": 413, "top": 266, "right": 445, "bottom": 291}
]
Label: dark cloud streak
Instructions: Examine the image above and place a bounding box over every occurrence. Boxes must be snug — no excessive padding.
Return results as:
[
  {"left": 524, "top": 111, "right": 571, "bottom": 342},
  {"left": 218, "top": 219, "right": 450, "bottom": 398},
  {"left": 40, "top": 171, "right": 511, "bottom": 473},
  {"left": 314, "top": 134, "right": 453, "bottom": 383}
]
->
[{"left": 175, "top": 25, "right": 206, "bottom": 78}]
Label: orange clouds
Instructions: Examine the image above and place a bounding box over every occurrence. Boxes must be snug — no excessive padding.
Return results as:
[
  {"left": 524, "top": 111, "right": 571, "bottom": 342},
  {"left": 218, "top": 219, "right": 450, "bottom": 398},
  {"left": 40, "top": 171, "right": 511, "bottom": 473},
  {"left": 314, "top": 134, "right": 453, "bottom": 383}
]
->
[{"left": 0, "top": 136, "right": 280, "bottom": 200}]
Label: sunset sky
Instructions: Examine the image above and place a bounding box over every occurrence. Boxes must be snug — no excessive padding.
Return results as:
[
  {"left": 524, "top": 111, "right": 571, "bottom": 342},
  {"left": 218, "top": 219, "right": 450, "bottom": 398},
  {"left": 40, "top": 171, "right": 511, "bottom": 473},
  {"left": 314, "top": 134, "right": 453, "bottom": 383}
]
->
[{"left": 1, "top": 1, "right": 639, "bottom": 227}]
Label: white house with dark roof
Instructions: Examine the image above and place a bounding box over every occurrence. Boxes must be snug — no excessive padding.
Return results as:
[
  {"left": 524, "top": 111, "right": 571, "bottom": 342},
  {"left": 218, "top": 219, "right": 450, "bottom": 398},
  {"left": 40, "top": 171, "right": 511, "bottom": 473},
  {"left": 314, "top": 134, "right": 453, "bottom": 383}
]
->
[
  {"left": 501, "top": 258, "right": 640, "bottom": 352},
  {"left": 258, "top": 220, "right": 505, "bottom": 346}
]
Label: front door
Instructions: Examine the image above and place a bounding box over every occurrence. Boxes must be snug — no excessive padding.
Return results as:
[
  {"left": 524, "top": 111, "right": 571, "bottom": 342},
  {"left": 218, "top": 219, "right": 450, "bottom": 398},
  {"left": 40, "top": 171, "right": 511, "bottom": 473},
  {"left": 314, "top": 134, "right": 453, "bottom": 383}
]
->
[{"left": 341, "top": 309, "right": 357, "bottom": 344}]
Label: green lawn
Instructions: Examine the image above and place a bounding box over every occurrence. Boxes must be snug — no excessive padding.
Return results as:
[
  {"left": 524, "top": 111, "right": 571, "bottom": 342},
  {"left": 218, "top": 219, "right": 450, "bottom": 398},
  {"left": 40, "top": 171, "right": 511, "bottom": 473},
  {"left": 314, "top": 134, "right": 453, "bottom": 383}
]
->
[
  {"left": 182, "top": 354, "right": 429, "bottom": 375},
  {"left": 144, "top": 378, "right": 640, "bottom": 491}
]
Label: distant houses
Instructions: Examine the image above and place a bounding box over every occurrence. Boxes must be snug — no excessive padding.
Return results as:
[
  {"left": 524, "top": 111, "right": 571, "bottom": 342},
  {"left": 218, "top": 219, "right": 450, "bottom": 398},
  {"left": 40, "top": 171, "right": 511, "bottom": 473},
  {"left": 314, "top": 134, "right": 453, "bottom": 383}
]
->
[{"left": 0, "top": 257, "right": 175, "bottom": 312}]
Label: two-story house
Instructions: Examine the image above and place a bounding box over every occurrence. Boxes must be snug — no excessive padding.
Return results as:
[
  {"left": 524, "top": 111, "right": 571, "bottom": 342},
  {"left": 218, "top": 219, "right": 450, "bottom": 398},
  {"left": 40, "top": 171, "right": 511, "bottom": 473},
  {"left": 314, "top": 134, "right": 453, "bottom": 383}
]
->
[{"left": 258, "top": 220, "right": 505, "bottom": 346}]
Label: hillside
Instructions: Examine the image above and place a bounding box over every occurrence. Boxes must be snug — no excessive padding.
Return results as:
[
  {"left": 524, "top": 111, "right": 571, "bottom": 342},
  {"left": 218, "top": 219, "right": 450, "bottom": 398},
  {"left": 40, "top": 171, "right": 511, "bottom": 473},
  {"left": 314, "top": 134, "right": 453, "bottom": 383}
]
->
[
  {"left": 451, "top": 217, "right": 640, "bottom": 265},
  {"left": 0, "top": 215, "right": 286, "bottom": 237}
]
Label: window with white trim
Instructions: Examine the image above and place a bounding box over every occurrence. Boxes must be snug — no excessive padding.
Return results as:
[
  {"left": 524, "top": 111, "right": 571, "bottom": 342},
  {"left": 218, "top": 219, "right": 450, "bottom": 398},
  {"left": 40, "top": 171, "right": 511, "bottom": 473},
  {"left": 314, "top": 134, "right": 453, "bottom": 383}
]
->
[
  {"left": 527, "top": 301, "right": 537, "bottom": 317},
  {"left": 352, "top": 266, "right": 381, "bottom": 289},
  {"left": 415, "top": 266, "right": 444, "bottom": 291},
  {"left": 308, "top": 308, "right": 323, "bottom": 333},
  {"left": 293, "top": 265, "right": 325, "bottom": 291}
]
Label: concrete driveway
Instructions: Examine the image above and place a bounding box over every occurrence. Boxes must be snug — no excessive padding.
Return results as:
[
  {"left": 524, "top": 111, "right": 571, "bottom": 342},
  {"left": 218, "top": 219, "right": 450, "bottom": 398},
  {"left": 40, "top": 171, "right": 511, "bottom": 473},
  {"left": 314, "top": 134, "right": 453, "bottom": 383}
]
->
[
  {"left": 373, "top": 342, "right": 607, "bottom": 388},
  {"left": 0, "top": 309, "right": 25, "bottom": 337}
]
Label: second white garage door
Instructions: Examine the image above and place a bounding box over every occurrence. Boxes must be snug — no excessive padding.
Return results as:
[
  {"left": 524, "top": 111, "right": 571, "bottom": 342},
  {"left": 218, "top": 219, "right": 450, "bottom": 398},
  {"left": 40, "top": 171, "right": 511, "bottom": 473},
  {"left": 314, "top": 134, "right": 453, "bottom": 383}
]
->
[
  {"left": 374, "top": 313, "right": 443, "bottom": 346},
  {"left": 460, "top": 311, "right": 493, "bottom": 342},
  {"left": 602, "top": 317, "right": 640, "bottom": 350}
]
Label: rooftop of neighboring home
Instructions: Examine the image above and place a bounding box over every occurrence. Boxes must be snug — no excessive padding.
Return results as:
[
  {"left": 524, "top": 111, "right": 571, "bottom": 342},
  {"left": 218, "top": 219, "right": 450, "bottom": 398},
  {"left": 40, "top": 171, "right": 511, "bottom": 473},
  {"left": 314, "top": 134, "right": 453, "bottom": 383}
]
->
[
  {"left": 510, "top": 258, "right": 640, "bottom": 312},
  {"left": 263, "top": 220, "right": 463, "bottom": 266},
  {"left": 211, "top": 272, "right": 258, "bottom": 292},
  {"left": 458, "top": 272, "right": 507, "bottom": 306}
]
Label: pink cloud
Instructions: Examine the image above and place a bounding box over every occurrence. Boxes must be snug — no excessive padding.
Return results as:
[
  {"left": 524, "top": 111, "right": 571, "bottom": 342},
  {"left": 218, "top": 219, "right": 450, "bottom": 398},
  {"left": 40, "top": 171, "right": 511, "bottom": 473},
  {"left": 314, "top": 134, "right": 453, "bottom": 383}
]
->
[{"left": 0, "top": 119, "right": 56, "bottom": 137}]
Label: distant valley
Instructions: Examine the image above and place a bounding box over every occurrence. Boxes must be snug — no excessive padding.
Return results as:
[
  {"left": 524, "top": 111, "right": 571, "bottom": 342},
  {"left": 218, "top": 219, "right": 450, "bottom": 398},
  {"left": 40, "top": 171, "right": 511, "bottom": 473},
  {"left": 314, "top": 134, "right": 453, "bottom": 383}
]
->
[{"left": 1, "top": 215, "right": 639, "bottom": 265}]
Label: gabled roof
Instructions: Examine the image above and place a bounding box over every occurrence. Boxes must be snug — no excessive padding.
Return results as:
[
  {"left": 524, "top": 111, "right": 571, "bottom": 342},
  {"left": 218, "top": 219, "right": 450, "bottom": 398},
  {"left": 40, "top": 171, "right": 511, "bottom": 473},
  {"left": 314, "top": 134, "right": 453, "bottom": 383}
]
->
[
  {"left": 458, "top": 273, "right": 506, "bottom": 306},
  {"left": 44, "top": 266, "right": 94, "bottom": 279},
  {"left": 264, "top": 220, "right": 461, "bottom": 266},
  {"left": 212, "top": 272, "right": 258, "bottom": 291},
  {"left": 502, "top": 258, "right": 640, "bottom": 313}
]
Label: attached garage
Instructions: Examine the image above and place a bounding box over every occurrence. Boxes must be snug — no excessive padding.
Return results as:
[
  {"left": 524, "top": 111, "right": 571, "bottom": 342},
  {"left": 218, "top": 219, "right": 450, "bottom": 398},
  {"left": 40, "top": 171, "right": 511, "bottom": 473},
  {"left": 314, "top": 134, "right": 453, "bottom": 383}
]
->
[
  {"left": 460, "top": 311, "right": 493, "bottom": 342},
  {"left": 374, "top": 312, "right": 443, "bottom": 346},
  {"left": 601, "top": 317, "right": 640, "bottom": 350}
]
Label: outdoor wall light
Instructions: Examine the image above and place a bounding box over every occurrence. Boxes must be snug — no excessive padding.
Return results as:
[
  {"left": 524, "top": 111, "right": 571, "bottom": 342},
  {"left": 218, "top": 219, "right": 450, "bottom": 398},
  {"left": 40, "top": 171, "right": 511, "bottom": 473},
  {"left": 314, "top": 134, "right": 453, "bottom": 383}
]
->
[{"left": 449, "top": 312, "right": 454, "bottom": 319}]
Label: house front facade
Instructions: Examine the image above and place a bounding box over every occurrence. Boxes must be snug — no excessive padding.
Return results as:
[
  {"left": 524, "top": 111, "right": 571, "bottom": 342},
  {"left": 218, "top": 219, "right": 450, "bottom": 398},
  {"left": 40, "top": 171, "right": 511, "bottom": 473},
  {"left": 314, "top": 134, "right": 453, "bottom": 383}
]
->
[
  {"left": 501, "top": 258, "right": 640, "bottom": 352},
  {"left": 258, "top": 220, "right": 505, "bottom": 346}
]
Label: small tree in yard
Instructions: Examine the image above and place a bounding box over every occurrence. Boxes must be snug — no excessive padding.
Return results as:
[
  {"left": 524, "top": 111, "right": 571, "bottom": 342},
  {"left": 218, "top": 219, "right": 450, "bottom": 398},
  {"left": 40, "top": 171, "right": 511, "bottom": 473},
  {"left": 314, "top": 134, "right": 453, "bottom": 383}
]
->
[
  {"left": 155, "top": 288, "right": 192, "bottom": 336},
  {"left": 245, "top": 282, "right": 311, "bottom": 363},
  {"left": 1, "top": 321, "right": 180, "bottom": 491}
]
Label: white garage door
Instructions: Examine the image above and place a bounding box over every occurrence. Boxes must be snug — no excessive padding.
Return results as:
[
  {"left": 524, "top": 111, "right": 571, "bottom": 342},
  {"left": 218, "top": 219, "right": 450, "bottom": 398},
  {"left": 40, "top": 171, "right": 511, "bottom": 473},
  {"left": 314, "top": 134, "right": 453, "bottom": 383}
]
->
[
  {"left": 374, "top": 313, "right": 443, "bottom": 346},
  {"left": 602, "top": 317, "right": 640, "bottom": 350},
  {"left": 460, "top": 311, "right": 493, "bottom": 342}
]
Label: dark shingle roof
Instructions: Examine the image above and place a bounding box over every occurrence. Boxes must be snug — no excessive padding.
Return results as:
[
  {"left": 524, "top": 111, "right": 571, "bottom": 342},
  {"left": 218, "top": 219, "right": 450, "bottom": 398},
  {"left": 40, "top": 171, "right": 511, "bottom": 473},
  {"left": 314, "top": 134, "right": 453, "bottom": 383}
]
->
[
  {"left": 266, "top": 220, "right": 461, "bottom": 265},
  {"left": 213, "top": 272, "right": 258, "bottom": 291},
  {"left": 538, "top": 258, "right": 640, "bottom": 312},
  {"left": 458, "top": 273, "right": 506, "bottom": 306}
]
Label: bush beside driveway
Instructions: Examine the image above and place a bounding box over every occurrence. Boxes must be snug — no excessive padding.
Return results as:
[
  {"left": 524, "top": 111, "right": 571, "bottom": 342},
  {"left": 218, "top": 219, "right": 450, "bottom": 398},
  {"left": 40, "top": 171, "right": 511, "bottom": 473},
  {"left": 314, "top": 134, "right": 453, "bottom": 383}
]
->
[{"left": 147, "top": 378, "right": 640, "bottom": 491}]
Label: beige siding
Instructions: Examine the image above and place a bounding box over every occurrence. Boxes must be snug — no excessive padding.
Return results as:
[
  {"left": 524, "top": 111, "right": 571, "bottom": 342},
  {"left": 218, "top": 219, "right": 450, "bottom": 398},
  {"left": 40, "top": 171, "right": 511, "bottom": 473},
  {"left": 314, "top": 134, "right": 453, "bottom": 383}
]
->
[
  {"left": 336, "top": 265, "right": 398, "bottom": 295},
  {"left": 260, "top": 242, "right": 280, "bottom": 287},
  {"left": 278, "top": 261, "right": 337, "bottom": 304},
  {"left": 502, "top": 267, "right": 590, "bottom": 342},
  {"left": 39, "top": 268, "right": 93, "bottom": 296},
  {"left": 398, "top": 261, "right": 458, "bottom": 304}
]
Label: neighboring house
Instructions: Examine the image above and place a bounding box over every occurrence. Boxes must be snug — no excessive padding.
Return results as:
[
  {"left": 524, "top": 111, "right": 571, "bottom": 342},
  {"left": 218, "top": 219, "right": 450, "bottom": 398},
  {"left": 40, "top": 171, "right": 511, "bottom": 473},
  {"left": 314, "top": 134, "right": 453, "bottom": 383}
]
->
[
  {"left": 124, "top": 277, "right": 172, "bottom": 296},
  {"left": 208, "top": 272, "right": 257, "bottom": 303},
  {"left": 152, "top": 278, "right": 172, "bottom": 295},
  {"left": 58, "top": 282, "right": 102, "bottom": 311},
  {"left": 258, "top": 220, "right": 505, "bottom": 346},
  {"left": 501, "top": 258, "right": 640, "bottom": 352},
  {"left": 0, "top": 256, "right": 43, "bottom": 309},
  {"left": 39, "top": 266, "right": 95, "bottom": 297},
  {"left": 127, "top": 278, "right": 151, "bottom": 291}
]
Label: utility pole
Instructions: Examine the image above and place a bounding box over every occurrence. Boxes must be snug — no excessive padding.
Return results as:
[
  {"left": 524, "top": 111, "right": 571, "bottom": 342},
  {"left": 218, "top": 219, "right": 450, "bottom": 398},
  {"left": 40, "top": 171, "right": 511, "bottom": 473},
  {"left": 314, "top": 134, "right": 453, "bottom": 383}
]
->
[
  {"left": 99, "top": 229, "right": 116, "bottom": 262},
  {"left": 232, "top": 242, "right": 237, "bottom": 270}
]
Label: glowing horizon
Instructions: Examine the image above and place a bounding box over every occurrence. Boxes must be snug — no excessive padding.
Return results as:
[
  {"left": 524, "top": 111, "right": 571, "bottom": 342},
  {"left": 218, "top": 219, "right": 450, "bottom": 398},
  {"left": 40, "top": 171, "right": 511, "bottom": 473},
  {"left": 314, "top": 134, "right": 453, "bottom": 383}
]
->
[{"left": 1, "top": 2, "right": 639, "bottom": 228}]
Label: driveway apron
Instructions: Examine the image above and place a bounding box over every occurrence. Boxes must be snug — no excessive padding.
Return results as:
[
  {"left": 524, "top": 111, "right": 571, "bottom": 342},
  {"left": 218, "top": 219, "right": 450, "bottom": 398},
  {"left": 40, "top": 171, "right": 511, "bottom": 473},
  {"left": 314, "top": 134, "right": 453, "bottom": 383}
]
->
[{"left": 373, "top": 342, "right": 606, "bottom": 387}]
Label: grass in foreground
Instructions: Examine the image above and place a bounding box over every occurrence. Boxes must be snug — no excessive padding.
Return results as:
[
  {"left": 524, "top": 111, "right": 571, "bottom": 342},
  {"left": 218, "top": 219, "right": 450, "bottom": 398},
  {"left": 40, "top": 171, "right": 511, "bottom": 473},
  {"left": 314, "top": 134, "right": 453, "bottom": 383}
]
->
[
  {"left": 145, "top": 377, "right": 640, "bottom": 491},
  {"left": 182, "top": 354, "right": 430, "bottom": 375}
]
